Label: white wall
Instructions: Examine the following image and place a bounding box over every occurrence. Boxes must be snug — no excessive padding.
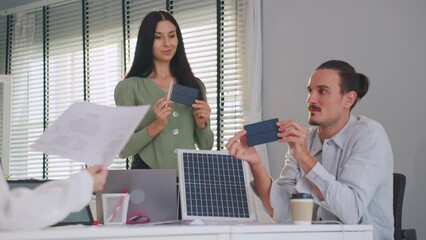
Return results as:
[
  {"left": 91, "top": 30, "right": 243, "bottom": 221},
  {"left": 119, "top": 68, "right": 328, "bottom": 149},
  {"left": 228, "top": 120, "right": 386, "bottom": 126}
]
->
[{"left": 262, "top": 0, "right": 426, "bottom": 238}]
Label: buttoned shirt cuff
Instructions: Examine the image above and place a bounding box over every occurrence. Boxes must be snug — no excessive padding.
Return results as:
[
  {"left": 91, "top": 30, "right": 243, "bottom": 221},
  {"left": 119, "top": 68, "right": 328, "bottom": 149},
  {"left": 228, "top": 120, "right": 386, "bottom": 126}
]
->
[{"left": 297, "top": 162, "right": 333, "bottom": 209}]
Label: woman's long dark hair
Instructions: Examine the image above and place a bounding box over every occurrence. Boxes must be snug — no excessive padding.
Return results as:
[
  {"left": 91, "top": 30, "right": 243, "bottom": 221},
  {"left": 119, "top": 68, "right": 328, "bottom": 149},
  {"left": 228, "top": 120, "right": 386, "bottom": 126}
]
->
[{"left": 126, "top": 10, "right": 205, "bottom": 100}]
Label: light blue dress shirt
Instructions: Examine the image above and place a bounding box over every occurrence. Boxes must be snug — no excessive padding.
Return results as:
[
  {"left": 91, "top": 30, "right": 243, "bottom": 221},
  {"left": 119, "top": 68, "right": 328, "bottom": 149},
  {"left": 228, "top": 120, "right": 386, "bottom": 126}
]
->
[{"left": 269, "top": 115, "right": 394, "bottom": 240}]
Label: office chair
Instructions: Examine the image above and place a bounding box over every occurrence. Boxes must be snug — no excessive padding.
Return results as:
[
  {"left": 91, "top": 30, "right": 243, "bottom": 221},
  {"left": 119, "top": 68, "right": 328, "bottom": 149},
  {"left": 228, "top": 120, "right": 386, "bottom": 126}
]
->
[{"left": 393, "top": 173, "right": 417, "bottom": 240}]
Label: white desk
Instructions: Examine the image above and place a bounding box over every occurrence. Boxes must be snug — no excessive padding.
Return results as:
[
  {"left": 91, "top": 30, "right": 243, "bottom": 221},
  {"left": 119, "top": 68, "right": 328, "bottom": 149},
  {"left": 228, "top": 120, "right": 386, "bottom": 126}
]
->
[{"left": 0, "top": 224, "right": 373, "bottom": 240}]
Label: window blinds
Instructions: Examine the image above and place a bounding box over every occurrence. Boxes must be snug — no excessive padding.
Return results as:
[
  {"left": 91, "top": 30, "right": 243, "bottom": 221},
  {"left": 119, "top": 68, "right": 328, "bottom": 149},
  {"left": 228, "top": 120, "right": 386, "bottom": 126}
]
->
[
  {"left": 0, "top": 16, "right": 7, "bottom": 161},
  {"left": 7, "top": 11, "right": 45, "bottom": 179},
  {"left": 0, "top": 0, "right": 246, "bottom": 180},
  {"left": 0, "top": 16, "right": 6, "bottom": 74}
]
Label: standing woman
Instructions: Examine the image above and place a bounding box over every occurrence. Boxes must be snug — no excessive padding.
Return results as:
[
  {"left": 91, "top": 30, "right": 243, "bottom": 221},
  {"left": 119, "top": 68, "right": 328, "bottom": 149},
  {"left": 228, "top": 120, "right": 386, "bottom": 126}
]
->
[{"left": 114, "top": 10, "right": 214, "bottom": 171}]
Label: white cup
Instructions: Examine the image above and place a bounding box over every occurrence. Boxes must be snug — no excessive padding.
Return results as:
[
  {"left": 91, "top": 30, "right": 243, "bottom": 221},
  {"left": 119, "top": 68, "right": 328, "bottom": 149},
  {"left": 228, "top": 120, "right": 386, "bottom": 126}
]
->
[
  {"left": 102, "top": 193, "right": 130, "bottom": 225},
  {"left": 290, "top": 193, "right": 314, "bottom": 225}
]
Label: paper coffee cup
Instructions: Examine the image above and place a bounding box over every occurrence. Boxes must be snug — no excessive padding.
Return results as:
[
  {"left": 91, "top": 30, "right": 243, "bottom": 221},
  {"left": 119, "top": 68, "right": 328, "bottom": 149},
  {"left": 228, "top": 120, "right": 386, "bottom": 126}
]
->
[{"left": 290, "top": 193, "right": 313, "bottom": 225}]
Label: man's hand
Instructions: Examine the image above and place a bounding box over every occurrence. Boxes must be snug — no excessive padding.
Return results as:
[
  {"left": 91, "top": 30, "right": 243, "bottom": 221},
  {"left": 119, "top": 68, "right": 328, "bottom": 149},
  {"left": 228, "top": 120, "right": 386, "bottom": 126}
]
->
[
  {"left": 226, "top": 130, "right": 273, "bottom": 215},
  {"left": 277, "top": 120, "right": 310, "bottom": 161},
  {"left": 277, "top": 120, "right": 322, "bottom": 199},
  {"left": 226, "top": 130, "right": 262, "bottom": 165}
]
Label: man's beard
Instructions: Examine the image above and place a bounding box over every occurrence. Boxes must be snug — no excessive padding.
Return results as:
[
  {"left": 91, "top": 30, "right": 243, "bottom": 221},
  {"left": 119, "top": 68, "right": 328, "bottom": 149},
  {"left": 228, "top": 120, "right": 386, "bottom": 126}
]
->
[{"left": 308, "top": 115, "right": 320, "bottom": 126}]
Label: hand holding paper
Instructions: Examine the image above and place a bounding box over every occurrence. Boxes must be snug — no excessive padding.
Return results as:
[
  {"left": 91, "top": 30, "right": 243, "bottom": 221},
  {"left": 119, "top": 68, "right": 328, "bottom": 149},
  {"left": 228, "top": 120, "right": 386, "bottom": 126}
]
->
[{"left": 31, "top": 102, "right": 149, "bottom": 167}]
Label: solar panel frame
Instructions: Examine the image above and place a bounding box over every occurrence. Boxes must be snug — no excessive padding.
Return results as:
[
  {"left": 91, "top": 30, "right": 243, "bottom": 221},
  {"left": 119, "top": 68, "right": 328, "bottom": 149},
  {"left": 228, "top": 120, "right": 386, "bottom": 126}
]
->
[{"left": 177, "top": 149, "right": 257, "bottom": 222}]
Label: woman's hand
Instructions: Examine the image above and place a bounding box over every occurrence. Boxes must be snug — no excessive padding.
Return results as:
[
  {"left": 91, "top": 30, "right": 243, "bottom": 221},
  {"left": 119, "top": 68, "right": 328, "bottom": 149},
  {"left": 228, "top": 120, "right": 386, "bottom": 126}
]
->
[
  {"left": 153, "top": 96, "right": 173, "bottom": 127},
  {"left": 147, "top": 96, "right": 173, "bottom": 137},
  {"left": 192, "top": 99, "right": 211, "bottom": 129}
]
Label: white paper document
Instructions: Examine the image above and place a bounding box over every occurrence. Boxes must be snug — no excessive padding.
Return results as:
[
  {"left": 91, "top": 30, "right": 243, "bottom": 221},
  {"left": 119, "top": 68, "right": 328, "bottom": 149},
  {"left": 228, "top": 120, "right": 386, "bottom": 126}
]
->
[{"left": 31, "top": 102, "right": 149, "bottom": 167}]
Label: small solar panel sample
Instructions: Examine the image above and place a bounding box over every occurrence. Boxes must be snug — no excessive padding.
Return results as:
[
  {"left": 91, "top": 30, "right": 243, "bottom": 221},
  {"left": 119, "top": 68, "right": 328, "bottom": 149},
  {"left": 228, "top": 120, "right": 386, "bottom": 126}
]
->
[{"left": 178, "top": 149, "right": 254, "bottom": 221}]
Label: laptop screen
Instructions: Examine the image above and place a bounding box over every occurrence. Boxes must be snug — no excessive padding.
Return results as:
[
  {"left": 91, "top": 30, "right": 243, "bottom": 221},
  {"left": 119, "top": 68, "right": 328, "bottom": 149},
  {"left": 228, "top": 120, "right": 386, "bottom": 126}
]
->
[
  {"left": 97, "top": 169, "right": 178, "bottom": 224},
  {"left": 7, "top": 179, "right": 94, "bottom": 226}
]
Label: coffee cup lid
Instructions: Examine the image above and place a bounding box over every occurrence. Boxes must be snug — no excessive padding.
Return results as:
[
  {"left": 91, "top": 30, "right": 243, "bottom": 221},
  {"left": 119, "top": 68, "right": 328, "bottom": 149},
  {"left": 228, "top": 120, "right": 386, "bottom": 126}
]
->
[{"left": 291, "top": 193, "right": 313, "bottom": 199}]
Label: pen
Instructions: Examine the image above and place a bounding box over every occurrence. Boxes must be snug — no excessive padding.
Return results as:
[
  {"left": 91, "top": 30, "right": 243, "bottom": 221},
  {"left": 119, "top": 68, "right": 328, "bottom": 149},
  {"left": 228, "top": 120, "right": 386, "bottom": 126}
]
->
[{"left": 167, "top": 81, "right": 174, "bottom": 100}]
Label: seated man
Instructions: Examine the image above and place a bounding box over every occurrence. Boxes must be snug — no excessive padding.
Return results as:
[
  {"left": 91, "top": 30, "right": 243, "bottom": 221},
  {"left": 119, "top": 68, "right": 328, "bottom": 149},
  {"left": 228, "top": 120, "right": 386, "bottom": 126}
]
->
[{"left": 226, "top": 60, "right": 393, "bottom": 240}]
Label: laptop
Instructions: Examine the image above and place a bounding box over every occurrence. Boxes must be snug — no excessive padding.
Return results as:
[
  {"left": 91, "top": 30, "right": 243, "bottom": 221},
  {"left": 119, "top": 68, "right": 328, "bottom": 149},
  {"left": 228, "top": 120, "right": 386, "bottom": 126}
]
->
[
  {"left": 7, "top": 179, "right": 94, "bottom": 227},
  {"left": 96, "top": 169, "right": 178, "bottom": 224}
]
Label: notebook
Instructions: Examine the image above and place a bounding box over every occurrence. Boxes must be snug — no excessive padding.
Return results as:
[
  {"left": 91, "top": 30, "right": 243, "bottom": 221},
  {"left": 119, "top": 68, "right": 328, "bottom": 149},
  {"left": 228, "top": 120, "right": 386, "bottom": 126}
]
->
[
  {"left": 177, "top": 149, "right": 257, "bottom": 224},
  {"left": 7, "top": 179, "right": 94, "bottom": 226},
  {"left": 96, "top": 169, "right": 178, "bottom": 224}
]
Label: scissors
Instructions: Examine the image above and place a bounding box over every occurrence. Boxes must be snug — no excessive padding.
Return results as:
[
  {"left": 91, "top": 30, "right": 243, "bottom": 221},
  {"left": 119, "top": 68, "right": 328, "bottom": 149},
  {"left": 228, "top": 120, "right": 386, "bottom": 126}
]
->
[{"left": 126, "top": 215, "right": 150, "bottom": 224}]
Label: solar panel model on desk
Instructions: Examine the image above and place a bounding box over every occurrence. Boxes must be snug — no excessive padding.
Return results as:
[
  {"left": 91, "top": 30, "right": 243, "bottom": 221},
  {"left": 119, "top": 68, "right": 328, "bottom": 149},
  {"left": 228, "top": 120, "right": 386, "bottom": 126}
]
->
[{"left": 177, "top": 149, "right": 257, "bottom": 224}]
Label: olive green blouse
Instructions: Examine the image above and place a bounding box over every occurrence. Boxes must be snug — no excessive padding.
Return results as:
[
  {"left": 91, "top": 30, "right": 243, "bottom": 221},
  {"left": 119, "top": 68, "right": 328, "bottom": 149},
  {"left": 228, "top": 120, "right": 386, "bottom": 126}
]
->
[{"left": 114, "top": 76, "right": 214, "bottom": 172}]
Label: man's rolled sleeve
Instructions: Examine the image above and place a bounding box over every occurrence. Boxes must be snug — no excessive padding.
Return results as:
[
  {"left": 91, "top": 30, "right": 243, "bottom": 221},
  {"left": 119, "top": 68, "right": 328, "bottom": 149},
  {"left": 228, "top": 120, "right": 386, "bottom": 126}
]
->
[{"left": 249, "top": 178, "right": 292, "bottom": 223}]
